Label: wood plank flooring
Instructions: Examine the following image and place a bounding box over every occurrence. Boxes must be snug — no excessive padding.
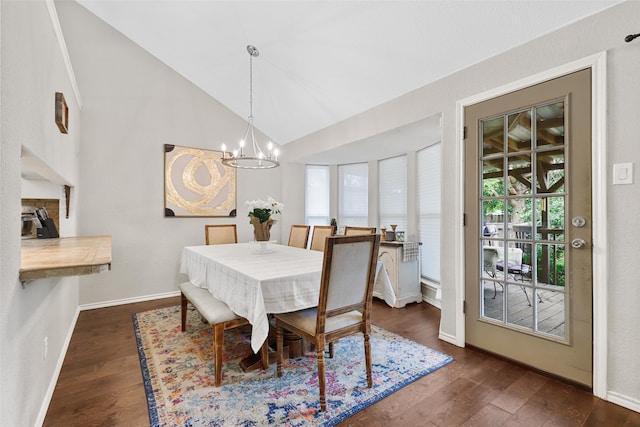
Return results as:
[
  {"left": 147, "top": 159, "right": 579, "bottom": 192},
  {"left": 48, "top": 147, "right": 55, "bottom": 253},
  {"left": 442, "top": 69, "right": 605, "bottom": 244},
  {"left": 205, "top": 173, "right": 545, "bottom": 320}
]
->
[{"left": 44, "top": 297, "right": 639, "bottom": 426}]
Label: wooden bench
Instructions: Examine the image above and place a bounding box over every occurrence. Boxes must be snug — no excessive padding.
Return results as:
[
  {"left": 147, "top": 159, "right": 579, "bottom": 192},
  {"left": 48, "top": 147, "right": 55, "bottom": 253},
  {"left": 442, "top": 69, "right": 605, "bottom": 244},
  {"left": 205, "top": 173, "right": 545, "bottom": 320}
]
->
[{"left": 179, "top": 281, "right": 268, "bottom": 386}]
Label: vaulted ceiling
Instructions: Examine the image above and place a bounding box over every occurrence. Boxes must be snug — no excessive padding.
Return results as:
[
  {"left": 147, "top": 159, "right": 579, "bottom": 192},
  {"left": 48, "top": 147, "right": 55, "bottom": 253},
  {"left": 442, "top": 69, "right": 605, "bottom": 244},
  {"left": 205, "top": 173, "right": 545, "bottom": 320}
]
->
[{"left": 76, "top": 1, "right": 622, "bottom": 146}]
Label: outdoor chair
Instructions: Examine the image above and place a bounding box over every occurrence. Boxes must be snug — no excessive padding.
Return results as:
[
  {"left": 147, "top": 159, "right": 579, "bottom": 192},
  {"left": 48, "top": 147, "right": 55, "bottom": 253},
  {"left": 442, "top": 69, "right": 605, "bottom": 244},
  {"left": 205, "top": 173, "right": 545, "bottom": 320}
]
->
[{"left": 483, "top": 246, "right": 537, "bottom": 306}]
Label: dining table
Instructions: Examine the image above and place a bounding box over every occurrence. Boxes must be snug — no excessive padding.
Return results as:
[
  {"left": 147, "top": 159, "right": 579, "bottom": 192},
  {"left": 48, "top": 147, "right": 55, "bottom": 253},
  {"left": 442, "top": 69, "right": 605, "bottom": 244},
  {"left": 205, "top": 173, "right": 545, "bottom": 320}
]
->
[{"left": 179, "top": 241, "right": 395, "bottom": 353}]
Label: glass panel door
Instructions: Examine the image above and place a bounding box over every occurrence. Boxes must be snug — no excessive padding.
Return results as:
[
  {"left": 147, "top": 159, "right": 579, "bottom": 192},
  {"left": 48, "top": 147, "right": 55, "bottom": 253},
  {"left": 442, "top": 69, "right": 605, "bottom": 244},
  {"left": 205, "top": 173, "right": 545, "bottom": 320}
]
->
[
  {"left": 464, "top": 69, "right": 592, "bottom": 387},
  {"left": 479, "top": 100, "right": 568, "bottom": 340}
]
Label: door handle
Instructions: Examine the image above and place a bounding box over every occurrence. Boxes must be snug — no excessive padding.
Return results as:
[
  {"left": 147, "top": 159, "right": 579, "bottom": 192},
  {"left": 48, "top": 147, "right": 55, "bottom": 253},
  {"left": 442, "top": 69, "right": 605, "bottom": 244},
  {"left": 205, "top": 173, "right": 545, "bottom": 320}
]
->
[{"left": 571, "top": 238, "right": 587, "bottom": 249}]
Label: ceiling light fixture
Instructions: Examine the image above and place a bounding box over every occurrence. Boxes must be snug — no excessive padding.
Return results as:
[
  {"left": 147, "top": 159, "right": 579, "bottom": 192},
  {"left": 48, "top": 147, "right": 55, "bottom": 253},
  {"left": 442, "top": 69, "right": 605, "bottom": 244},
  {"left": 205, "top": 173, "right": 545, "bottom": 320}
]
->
[{"left": 221, "top": 45, "right": 279, "bottom": 169}]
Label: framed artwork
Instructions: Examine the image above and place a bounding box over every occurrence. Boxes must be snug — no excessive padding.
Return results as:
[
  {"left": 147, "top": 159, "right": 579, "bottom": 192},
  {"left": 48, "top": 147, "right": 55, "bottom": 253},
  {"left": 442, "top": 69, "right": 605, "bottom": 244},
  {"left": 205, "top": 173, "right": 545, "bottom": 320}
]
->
[
  {"left": 55, "top": 92, "right": 68, "bottom": 134},
  {"left": 164, "top": 144, "right": 237, "bottom": 217}
]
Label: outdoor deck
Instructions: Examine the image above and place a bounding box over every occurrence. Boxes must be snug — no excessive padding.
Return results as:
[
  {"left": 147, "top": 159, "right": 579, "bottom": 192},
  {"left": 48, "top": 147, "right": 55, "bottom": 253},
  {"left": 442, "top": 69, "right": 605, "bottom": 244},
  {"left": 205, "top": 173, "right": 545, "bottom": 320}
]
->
[{"left": 482, "top": 275, "right": 566, "bottom": 338}]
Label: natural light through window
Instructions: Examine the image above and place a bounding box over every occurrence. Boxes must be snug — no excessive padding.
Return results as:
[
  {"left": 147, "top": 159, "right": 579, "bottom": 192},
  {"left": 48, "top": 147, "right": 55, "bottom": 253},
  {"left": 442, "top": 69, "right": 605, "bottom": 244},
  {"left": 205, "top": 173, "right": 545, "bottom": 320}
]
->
[
  {"left": 305, "top": 165, "right": 330, "bottom": 225},
  {"left": 417, "top": 143, "right": 441, "bottom": 282},
  {"left": 338, "top": 163, "right": 368, "bottom": 227},
  {"left": 379, "top": 155, "right": 407, "bottom": 233}
]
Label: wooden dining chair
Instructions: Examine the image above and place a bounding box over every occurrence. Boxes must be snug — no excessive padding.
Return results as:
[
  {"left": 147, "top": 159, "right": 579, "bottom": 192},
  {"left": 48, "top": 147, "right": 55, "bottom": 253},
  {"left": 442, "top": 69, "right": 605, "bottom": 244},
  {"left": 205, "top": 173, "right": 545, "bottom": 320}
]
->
[
  {"left": 309, "top": 225, "right": 336, "bottom": 251},
  {"left": 205, "top": 224, "right": 237, "bottom": 245},
  {"left": 276, "top": 234, "right": 381, "bottom": 411},
  {"left": 287, "top": 225, "right": 311, "bottom": 249},
  {"left": 344, "top": 226, "right": 376, "bottom": 236}
]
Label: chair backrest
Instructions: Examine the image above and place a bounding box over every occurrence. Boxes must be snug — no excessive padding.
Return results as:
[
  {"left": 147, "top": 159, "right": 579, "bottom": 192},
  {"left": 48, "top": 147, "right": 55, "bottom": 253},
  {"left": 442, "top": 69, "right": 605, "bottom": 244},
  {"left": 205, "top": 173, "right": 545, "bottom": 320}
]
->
[
  {"left": 316, "top": 234, "right": 380, "bottom": 332},
  {"left": 483, "top": 246, "right": 499, "bottom": 274},
  {"left": 485, "top": 245, "right": 524, "bottom": 268},
  {"left": 205, "top": 224, "right": 238, "bottom": 245},
  {"left": 343, "top": 226, "right": 376, "bottom": 236},
  {"left": 288, "top": 225, "right": 311, "bottom": 248},
  {"left": 309, "top": 225, "right": 336, "bottom": 251}
]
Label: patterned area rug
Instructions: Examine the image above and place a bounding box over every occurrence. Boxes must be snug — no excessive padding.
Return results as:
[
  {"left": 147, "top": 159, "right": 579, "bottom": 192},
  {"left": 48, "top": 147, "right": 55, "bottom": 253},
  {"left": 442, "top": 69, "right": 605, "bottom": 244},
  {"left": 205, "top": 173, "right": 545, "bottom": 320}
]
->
[{"left": 133, "top": 305, "right": 453, "bottom": 426}]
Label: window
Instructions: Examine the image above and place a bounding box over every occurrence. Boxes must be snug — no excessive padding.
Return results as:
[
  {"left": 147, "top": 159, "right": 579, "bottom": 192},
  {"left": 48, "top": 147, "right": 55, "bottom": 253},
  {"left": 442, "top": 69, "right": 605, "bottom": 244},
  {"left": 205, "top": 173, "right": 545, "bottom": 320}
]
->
[
  {"left": 417, "top": 143, "right": 441, "bottom": 282},
  {"left": 338, "top": 163, "right": 368, "bottom": 227},
  {"left": 305, "top": 165, "right": 330, "bottom": 225},
  {"left": 379, "top": 155, "right": 407, "bottom": 233}
]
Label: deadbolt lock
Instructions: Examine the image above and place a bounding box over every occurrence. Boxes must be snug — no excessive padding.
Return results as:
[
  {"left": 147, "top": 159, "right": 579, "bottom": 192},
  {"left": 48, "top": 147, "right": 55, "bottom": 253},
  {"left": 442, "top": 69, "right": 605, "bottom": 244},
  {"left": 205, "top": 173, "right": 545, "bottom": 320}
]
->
[{"left": 572, "top": 216, "right": 586, "bottom": 227}]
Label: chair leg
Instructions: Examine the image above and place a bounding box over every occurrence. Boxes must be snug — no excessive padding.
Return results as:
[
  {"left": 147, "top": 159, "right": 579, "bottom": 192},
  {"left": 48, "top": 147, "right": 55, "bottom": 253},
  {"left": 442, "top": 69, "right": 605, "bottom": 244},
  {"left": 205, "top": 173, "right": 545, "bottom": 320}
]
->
[
  {"left": 316, "top": 340, "right": 327, "bottom": 411},
  {"left": 328, "top": 342, "right": 334, "bottom": 358},
  {"left": 519, "top": 285, "right": 533, "bottom": 306},
  {"left": 276, "top": 325, "right": 283, "bottom": 377},
  {"left": 180, "top": 293, "right": 188, "bottom": 332},
  {"left": 488, "top": 271, "right": 498, "bottom": 299},
  {"left": 364, "top": 333, "right": 372, "bottom": 388},
  {"left": 214, "top": 324, "right": 224, "bottom": 387}
]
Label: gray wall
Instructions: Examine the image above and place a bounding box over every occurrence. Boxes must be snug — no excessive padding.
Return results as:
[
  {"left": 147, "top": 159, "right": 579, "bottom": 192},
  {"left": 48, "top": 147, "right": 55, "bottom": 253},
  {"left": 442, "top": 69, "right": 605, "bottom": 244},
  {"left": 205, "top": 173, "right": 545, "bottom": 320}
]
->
[
  {"left": 1, "top": 1, "right": 81, "bottom": 425},
  {"left": 55, "top": 1, "right": 283, "bottom": 306},
  {"left": 285, "top": 0, "right": 640, "bottom": 407}
]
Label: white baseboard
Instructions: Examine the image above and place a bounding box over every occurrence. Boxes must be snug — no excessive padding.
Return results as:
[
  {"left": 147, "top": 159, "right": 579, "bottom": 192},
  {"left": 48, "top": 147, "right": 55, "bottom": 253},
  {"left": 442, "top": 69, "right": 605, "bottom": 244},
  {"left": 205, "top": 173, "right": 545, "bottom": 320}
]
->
[
  {"left": 79, "top": 290, "right": 181, "bottom": 311},
  {"left": 35, "top": 305, "right": 80, "bottom": 427},
  {"left": 438, "top": 329, "right": 458, "bottom": 346},
  {"left": 421, "top": 282, "right": 441, "bottom": 309},
  {"left": 423, "top": 294, "right": 441, "bottom": 309},
  {"left": 607, "top": 390, "right": 640, "bottom": 413}
]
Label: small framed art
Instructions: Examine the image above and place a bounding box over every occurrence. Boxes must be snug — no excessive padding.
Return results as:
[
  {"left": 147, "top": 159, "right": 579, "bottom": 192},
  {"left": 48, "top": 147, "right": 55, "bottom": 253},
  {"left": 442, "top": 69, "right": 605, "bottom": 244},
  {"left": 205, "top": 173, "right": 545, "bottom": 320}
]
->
[{"left": 55, "top": 92, "right": 68, "bottom": 134}]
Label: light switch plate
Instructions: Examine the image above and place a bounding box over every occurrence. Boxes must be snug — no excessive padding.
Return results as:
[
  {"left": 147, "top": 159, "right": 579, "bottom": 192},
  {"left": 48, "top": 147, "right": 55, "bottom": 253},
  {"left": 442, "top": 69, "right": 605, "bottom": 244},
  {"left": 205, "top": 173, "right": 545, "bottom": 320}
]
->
[{"left": 613, "top": 163, "right": 633, "bottom": 185}]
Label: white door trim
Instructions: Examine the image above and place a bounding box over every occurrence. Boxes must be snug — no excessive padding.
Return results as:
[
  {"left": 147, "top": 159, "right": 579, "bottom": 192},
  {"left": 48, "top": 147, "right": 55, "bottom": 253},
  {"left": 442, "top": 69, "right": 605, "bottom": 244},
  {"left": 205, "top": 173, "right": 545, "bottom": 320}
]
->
[{"left": 453, "top": 52, "right": 608, "bottom": 398}]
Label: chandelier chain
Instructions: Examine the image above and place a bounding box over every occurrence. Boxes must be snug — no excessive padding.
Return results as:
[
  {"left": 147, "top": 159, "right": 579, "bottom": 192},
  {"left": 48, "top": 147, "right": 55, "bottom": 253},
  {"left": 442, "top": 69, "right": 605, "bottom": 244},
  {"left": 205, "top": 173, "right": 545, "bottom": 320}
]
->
[{"left": 249, "top": 50, "right": 253, "bottom": 120}]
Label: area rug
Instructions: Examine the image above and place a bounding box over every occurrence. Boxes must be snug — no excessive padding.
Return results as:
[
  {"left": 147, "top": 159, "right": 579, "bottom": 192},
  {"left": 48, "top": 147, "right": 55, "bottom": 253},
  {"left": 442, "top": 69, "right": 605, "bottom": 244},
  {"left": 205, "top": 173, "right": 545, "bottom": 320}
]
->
[{"left": 133, "top": 305, "right": 453, "bottom": 426}]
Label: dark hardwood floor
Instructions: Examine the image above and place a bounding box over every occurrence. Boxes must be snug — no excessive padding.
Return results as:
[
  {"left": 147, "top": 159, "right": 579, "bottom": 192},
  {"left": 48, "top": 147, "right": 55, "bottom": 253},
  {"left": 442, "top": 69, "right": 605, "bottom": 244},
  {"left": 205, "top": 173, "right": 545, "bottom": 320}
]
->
[{"left": 44, "top": 298, "right": 639, "bottom": 426}]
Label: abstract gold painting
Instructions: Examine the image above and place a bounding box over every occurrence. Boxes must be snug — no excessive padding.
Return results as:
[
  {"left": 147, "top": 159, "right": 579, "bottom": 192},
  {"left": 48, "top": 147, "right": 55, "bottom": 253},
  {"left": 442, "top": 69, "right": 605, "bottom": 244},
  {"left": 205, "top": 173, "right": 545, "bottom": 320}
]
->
[{"left": 164, "top": 144, "right": 236, "bottom": 217}]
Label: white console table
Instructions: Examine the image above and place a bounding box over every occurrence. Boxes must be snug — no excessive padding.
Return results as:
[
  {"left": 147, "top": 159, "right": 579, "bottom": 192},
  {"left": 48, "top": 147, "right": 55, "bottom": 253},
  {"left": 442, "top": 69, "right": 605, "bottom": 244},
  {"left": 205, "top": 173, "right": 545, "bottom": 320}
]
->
[{"left": 375, "top": 241, "right": 422, "bottom": 308}]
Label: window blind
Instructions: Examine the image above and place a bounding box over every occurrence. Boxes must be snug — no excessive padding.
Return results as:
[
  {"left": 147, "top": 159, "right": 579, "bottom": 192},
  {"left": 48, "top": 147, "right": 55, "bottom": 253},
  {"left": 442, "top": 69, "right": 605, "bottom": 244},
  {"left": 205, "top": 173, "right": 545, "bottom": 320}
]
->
[
  {"left": 379, "top": 155, "right": 407, "bottom": 233},
  {"left": 338, "top": 163, "right": 368, "bottom": 227},
  {"left": 305, "top": 165, "right": 330, "bottom": 225},
  {"left": 417, "top": 143, "right": 441, "bottom": 282}
]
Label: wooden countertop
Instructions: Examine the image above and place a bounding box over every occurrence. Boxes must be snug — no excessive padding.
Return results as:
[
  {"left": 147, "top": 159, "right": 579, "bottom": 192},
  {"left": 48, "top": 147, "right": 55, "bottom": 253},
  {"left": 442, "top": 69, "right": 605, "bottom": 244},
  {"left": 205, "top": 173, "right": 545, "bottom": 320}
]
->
[{"left": 20, "top": 235, "right": 112, "bottom": 283}]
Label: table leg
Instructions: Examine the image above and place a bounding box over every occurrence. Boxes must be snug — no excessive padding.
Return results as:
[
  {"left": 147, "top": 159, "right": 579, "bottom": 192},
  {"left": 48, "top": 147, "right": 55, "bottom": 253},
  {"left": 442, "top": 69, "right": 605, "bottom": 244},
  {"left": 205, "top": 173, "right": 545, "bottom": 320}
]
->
[{"left": 239, "top": 319, "right": 307, "bottom": 372}]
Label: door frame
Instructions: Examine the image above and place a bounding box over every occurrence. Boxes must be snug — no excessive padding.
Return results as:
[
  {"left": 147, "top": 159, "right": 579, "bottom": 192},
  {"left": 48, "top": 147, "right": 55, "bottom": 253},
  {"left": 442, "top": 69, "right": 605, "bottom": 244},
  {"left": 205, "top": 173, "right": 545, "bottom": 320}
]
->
[{"left": 452, "top": 52, "right": 608, "bottom": 398}]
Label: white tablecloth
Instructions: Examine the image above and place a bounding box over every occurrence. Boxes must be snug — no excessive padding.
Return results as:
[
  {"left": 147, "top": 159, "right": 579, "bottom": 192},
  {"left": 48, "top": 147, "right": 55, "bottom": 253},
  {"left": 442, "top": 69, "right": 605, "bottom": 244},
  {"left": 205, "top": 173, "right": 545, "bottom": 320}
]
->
[{"left": 180, "top": 242, "right": 395, "bottom": 352}]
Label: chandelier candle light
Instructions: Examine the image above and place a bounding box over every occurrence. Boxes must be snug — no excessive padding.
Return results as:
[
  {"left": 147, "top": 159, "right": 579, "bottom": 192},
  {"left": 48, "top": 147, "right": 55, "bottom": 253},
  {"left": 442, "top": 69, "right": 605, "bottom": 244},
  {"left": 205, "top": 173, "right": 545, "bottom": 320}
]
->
[
  {"left": 245, "top": 196, "right": 283, "bottom": 242},
  {"left": 221, "top": 45, "right": 280, "bottom": 169}
]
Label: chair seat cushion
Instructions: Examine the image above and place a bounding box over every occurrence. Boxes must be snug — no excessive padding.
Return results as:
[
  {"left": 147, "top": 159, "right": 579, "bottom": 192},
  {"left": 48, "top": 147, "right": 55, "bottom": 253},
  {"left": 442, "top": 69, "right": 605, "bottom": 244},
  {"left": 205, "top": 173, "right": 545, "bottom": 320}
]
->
[
  {"left": 179, "top": 282, "right": 241, "bottom": 324},
  {"left": 277, "top": 308, "right": 362, "bottom": 336},
  {"left": 496, "top": 261, "right": 531, "bottom": 275}
]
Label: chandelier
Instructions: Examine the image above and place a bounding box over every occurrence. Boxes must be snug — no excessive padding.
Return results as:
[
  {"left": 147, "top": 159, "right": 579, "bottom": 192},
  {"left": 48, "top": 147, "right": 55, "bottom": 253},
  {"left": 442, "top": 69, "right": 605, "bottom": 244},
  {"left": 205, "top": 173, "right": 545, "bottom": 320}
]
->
[{"left": 221, "top": 45, "right": 280, "bottom": 169}]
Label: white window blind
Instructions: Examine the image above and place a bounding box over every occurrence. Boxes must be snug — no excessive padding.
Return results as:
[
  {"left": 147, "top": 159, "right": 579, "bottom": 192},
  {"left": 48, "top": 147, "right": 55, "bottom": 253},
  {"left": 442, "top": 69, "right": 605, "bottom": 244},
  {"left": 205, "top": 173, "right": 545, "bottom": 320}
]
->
[
  {"left": 379, "top": 155, "right": 407, "bottom": 233},
  {"left": 305, "top": 165, "right": 330, "bottom": 225},
  {"left": 338, "top": 163, "right": 368, "bottom": 227},
  {"left": 417, "top": 143, "right": 441, "bottom": 282}
]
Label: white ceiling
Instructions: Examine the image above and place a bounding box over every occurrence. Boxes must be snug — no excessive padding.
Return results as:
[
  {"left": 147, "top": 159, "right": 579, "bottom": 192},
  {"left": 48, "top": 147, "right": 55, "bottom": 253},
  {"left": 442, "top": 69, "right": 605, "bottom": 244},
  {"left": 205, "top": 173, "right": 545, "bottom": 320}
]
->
[{"left": 76, "top": 0, "right": 622, "bottom": 146}]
